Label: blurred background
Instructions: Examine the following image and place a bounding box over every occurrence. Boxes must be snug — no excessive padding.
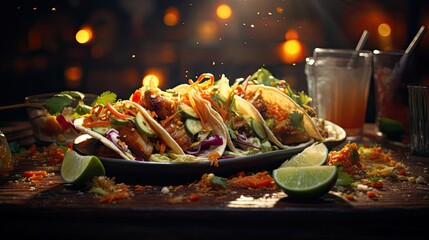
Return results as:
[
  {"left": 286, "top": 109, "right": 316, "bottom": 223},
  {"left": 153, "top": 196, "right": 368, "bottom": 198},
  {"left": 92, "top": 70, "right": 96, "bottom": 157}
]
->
[{"left": 1, "top": 0, "right": 428, "bottom": 122}]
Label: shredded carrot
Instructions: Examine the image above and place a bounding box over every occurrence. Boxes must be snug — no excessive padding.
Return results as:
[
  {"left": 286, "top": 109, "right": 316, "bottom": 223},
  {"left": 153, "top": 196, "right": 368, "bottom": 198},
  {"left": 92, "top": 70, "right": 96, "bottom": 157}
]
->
[
  {"left": 187, "top": 73, "right": 215, "bottom": 94},
  {"left": 208, "top": 152, "right": 221, "bottom": 167},
  {"left": 99, "top": 191, "right": 132, "bottom": 203},
  {"left": 159, "top": 141, "right": 167, "bottom": 154},
  {"left": 161, "top": 109, "right": 182, "bottom": 127},
  {"left": 83, "top": 120, "right": 111, "bottom": 128},
  {"left": 107, "top": 102, "right": 129, "bottom": 120},
  {"left": 124, "top": 108, "right": 137, "bottom": 117},
  {"left": 200, "top": 93, "right": 227, "bottom": 121}
]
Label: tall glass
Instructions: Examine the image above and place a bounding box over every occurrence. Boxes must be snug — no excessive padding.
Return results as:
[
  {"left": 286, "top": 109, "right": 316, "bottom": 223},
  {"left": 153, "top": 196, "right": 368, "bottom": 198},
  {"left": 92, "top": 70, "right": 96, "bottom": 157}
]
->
[
  {"left": 372, "top": 50, "right": 410, "bottom": 140},
  {"left": 407, "top": 85, "right": 429, "bottom": 156},
  {"left": 309, "top": 48, "right": 373, "bottom": 138}
]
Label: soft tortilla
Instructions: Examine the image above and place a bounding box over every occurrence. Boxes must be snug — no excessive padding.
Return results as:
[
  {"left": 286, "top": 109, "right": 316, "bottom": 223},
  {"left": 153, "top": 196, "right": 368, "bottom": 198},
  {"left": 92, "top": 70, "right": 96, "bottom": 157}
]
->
[{"left": 244, "top": 84, "right": 325, "bottom": 146}]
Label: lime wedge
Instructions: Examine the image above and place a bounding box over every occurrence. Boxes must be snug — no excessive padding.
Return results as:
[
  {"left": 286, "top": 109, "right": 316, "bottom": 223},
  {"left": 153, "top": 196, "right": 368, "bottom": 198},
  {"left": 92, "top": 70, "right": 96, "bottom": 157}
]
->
[
  {"left": 272, "top": 165, "right": 338, "bottom": 198},
  {"left": 279, "top": 142, "right": 328, "bottom": 168},
  {"left": 377, "top": 117, "right": 404, "bottom": 139},
  {"left": 61, "top": 150, "right": 105, "bottom": 186}
]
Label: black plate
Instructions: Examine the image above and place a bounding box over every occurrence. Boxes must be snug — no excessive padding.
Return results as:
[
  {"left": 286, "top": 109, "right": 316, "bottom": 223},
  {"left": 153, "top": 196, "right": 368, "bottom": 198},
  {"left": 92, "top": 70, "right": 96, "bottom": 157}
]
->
[{"left": 73, "top": 120, "right": 346, "bottom": 185}]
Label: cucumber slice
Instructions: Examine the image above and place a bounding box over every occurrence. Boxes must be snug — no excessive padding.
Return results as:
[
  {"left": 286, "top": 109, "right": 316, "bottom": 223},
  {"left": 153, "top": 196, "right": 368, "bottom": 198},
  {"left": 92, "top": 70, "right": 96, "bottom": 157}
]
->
[
  {"left": 134, "top": 112, "right": 157, "bottom": 138},
  {"left": 251, "top": 118, "right": 267, "bottom": 140},
  {"left": 185, "top": 118, "right": 203, "bottom": 136},
  {"left": 178, "top": 104, "right": 199, "bottom": 119},
  {"left": 92, "top": 126, "right": 109, "bottom": 135},
  {"left": 110, "top": 116, "right": 129, "bottom": 127}
]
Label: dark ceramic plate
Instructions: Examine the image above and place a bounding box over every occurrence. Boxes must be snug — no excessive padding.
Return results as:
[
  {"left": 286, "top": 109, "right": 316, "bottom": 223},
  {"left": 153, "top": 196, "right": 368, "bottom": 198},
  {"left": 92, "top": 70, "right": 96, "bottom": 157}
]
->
[{"left": 73, "top": 121, "right": 346, "bottom": 185}]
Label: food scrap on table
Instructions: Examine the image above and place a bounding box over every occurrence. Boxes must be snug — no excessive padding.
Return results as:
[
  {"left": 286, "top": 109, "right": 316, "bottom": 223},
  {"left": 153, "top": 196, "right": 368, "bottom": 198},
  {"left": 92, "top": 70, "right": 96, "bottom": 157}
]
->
[{"left": 327, "top": 142, "right": 420, "bottom": 200}]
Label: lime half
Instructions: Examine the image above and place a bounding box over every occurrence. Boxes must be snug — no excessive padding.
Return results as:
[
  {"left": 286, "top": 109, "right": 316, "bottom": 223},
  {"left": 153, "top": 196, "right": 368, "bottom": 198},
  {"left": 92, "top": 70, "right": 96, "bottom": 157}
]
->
[
  {"left": 377, "top": 117, "right": 404, "bottom": 139},
  {"left": 61, "top": 150, "right": 105, "bottom": 186},
  {"left": 280, "top": 142, "right": 328, "bottom": 168},
  {"left": 272, "top": 165, "right": 338, "bottom": 198}
]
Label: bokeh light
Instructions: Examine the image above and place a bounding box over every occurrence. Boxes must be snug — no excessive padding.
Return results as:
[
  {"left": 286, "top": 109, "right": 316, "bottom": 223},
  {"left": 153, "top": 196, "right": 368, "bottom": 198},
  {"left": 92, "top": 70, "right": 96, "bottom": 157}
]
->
[
  {"left": 164, "top": 7, "right": 180, "bottom": 26},
  {"left": 378, "top": 23, "right": 391, "bottom": 37},
  {"left": 216, "top": 4, "right": 232, "bottom": 20},
  {"left": 142, "top": 68, "right": 164, "bottom": 88},
  {"left": 279, "top": 39, "right": 305, "bottom": 64},
  {"left": 75, "top": 26, "right": 93, "bottom": 44},
  {"left": 197, "top": 21, "right": 219, "bottom": 43},
  {"left": 65, "top": 66, "right": 83, "bottom": 88},
  {"left": 284, "top": 29, "right": 299, "bottom": 40}
]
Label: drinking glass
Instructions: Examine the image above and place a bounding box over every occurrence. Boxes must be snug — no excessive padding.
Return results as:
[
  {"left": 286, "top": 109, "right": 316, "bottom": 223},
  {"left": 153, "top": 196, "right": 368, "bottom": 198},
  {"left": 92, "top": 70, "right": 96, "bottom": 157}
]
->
[
  {"left": 373, "top": 50, "right": 410, "bottom": 139},
  {"left": 308, "top": 48, "right": 373, "bottom": 138},
  {"left": 407, "top": 85, "right": 429, "bottom": 156}
]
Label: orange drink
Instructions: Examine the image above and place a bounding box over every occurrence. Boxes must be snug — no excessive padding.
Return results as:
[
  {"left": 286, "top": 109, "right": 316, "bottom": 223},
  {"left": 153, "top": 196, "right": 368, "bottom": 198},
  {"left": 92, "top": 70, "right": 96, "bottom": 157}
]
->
[{"left": 307, "top": 48, "right": 373, "bottom": 138}]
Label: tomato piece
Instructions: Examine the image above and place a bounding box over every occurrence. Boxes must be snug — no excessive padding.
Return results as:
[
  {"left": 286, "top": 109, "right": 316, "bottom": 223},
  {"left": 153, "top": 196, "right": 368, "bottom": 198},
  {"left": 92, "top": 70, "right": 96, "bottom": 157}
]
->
[
  {"left": 188, "top": 193, "right": 201, "bottom": 201},
  {"left": 131, "top": 90, "right": 142, "bottom": 103}
]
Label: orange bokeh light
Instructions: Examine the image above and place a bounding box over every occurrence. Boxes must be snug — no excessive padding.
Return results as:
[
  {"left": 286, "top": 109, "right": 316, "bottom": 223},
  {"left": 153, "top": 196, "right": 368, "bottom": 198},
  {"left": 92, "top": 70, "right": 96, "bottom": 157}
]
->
[
  {"left": 279, "top": 39, "right": 306, "bottom": 64},
  {"left": 164, "top": 7, "right": 180, "bottom": 26},
  {"left": 284, "top": 29, "right": 299, "bottom": 40},
  {"left": 75, "top": 26, "right": 93, "bottom": 44},
  {"left": 378, "top": 23, "right": 391, "bottom": 37},
  {"left": 216, "top": 4, "right": 232, "bottom": 20},
  {"left": 142, "top": 68, "right": 165, "bottom": 88}
]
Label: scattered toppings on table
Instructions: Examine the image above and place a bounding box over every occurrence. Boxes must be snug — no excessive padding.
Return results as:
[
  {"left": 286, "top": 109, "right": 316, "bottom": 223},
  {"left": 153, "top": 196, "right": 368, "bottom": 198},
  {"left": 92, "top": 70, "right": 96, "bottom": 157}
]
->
[
  {"left": 327, "top": 142, "right": 422, "bottom": 200},
  {"left": 5, "top": 140, "right": 428, "bottom": 204},
  {"left": 89, "top": 176, "right": 134, "bottom": 203}
]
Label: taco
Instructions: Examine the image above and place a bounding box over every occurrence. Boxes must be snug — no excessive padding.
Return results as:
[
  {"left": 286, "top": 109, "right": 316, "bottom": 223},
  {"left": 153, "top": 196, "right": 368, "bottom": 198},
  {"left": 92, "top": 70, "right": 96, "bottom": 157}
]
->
[
  {"left": 72, "top": 98, "right": 186, "bottom": 162},
  {"left": 238, "top": 67, "right": 318, "bottom": 117},
  {"left": 129, "top": 81, "right": 228, "bottom": 165},
  {"left": 231, "top": 71, "right": 325, "bottom": 148},
  {"left": 179, "top": 73, "right": 301, "bottom": 156}
]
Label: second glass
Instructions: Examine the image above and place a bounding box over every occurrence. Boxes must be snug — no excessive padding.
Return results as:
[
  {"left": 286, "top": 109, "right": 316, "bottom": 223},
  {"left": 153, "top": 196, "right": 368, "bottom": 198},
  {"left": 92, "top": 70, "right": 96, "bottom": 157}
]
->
[{"left": 307, "top": 48, "right": 373, "bottom": 138}]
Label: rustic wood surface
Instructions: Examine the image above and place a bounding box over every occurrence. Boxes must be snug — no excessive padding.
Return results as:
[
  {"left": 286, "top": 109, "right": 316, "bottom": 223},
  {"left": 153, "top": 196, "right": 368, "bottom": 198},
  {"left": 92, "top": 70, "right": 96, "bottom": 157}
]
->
[{"left": 1, "top": 124, "right": 428, "bottom": 239}]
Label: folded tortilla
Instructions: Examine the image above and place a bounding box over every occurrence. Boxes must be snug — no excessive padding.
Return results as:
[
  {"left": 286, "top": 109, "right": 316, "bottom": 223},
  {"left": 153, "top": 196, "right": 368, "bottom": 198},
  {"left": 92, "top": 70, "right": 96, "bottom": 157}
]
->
[
  {"left": 133, "top": 85, "right": 228, "bottom": 160},
  {"left": 240, "top": 84, "right": 325, "bottom": 148}
]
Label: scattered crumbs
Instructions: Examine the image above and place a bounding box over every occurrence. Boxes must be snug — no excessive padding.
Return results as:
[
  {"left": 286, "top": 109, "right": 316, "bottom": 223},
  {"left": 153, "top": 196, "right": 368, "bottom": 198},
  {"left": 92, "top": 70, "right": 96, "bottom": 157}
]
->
[
  {"left": 357, "top": 184, "right": 368, "bottom": 191},
  {"left": 416, "top": 176, "right": 427, "bottom": 184},
  {"left": 161, "top": 186, "right": 170, "bottom": 194}
]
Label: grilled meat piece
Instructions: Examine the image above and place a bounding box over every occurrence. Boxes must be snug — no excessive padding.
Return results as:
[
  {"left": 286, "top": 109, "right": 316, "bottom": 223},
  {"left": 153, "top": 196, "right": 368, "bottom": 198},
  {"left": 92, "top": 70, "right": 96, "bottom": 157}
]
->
[
  {"left": 228, "top": 113, "right": 253, "bottom": 137},
  {"left": 119, "top": 122, "right": 154, "bottom": 160},
  {"left": 163, "top": 120, "right": 193, "bottom": 151},
  {"left": 271, "top": 120, "right": 311, "bottom": 145},
  {"left": 247, "top": 94, "right": 268, "bottom": 118},
  {"left": 142, "top": 89, "right": 177, "bottom": 120}
]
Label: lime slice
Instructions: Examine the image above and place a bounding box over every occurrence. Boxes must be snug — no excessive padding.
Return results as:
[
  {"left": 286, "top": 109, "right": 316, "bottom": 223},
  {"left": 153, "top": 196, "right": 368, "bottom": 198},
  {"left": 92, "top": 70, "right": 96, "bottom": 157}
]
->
[
  {"left": 61, "top": 150, "right": 105, "bottom": 186},
  {"left": 377, "top": 117, "right": 404, "bottom": 139},
  {"left": 272, "top": 165, "right": 338, "bottom": 198},
  {"left": 279, "top": 142, "right": 328, "bottom": 168}
]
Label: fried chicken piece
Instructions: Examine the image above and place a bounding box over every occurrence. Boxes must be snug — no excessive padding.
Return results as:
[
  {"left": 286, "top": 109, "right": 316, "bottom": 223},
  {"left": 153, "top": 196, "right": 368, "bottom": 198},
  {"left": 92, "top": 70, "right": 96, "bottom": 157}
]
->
[
  {"left": 142, "top": 89, "right": 177, "bottom": 120},
  {"left": 119, "top": 122, "right": 154, "bottom": 160}
]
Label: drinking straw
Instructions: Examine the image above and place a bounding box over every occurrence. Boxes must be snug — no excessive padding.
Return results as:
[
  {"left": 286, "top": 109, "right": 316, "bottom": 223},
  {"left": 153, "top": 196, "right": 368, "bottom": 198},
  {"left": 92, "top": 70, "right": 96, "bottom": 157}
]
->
[
  {"left": 355, "top": 30, "right": 369, "bottom": 51},
  {"left": 347, "top": 30, "right": 369, "bottom": 67},
  {"left": 398, "top": 25, "right": 427, "bottom": 68},
  {"left": 387, "top": 25, "right": 427, "bottom": 85}
]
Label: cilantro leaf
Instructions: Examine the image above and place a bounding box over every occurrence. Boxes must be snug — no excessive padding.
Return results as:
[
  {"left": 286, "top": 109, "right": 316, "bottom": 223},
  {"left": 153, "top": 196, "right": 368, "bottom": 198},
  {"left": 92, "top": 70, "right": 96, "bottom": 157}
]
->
[
  {"left": 289, "top": 111, "right": 305, "bottom": 131},
  {"left": 93, "top": 91, "right": 117, "bottom": 106},
  {"left": 349, "top": 146, "right": 360, "bottom": 163},
  {"left": 335, "top": 167, "right": 356, "bottom": 186},
  {"left": 43, "top": 94, "right": 73, "bottom": 115},
  {"left": 211, "top": 175, "right": 228, "bottom": 189}
]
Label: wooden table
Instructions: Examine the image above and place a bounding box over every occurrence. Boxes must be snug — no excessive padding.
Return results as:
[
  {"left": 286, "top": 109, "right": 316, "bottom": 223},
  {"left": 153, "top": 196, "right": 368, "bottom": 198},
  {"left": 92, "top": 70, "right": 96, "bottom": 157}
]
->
[{"left": 1, "top": 124, "right": 428, "bottom": 239}]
